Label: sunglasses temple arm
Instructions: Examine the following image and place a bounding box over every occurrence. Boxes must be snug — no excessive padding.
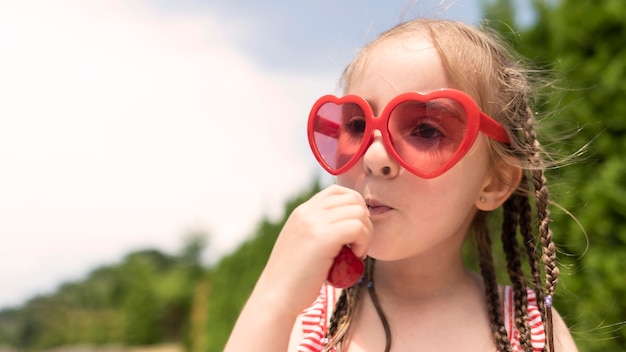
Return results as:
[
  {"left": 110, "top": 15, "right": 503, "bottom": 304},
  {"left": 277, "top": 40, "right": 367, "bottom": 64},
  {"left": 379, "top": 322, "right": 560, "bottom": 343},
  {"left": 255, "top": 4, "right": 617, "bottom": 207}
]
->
[
  {"left": 313, "top": 115, "right": 340, "bottom": 139},
  {"left": 479, "top": 112, "right": 511, "bottom": 143}
]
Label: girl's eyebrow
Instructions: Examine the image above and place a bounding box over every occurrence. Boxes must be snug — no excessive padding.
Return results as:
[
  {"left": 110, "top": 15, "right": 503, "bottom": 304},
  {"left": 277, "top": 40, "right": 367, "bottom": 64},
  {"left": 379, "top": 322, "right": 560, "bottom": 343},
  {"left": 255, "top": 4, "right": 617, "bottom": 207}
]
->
[
  {"left": 427, "top": 101, "right": 465, "bottom": 122},
  {"left": 395, "top": 99, "right": 465, "bottom": 123}
]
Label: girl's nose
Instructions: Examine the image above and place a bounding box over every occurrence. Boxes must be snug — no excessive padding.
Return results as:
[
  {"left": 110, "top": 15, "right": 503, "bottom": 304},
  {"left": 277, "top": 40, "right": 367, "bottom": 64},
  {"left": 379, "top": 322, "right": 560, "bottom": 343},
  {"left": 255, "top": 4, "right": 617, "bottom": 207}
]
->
[{"left": 362, "top": 131, "right": 399, "bottom": 178}]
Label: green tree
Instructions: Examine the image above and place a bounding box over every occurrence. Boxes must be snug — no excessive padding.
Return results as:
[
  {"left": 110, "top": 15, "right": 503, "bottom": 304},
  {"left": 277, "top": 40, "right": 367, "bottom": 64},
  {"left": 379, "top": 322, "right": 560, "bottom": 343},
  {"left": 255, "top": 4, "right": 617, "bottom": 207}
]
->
[
  {"left": 122, "top": 253, "right": 161, "bottom": 345},
  {"left": 180, "top": 231, "right": 209, "bottom": 268},
  {"left": 485, "top": 0, "right": 626, "bottom": 350},
  {"left": 0, "top": 238, "right": 207, "bottom": 349}
]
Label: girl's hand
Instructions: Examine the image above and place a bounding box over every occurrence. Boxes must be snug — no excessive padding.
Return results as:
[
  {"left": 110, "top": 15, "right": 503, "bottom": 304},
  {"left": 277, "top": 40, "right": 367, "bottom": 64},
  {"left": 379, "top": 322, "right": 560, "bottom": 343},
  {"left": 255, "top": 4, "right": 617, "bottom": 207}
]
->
[{"left": 254, "top": 184, "right": 373, "bottom": 317}]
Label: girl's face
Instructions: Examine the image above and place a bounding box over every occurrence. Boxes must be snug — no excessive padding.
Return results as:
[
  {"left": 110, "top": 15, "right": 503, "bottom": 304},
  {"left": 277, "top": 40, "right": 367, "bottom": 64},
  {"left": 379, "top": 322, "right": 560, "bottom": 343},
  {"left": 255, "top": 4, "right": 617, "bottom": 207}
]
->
[{"left": 338, "top": 33, "right": 497, "bottom": 262}]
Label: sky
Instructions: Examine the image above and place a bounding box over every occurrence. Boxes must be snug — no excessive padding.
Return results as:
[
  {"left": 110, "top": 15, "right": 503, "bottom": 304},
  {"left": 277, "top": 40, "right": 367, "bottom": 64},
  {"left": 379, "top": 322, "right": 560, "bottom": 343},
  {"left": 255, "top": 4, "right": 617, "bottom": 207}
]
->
[{"left": 0, "top": 0, "right": 534, "bottom": 309}]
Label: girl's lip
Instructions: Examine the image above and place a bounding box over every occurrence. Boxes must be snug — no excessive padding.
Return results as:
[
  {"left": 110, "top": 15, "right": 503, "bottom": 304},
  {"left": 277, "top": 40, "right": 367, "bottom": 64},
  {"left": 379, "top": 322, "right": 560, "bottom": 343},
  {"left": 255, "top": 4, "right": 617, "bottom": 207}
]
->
[
  {"left": 365, "top": 198, "right": 390, "bottom": 208},
  {"left": 365, "top": 198, "right": 393, "bottom": 215},
  {"left": 366, "top": 199, "right": 386, "bottom": 207}
]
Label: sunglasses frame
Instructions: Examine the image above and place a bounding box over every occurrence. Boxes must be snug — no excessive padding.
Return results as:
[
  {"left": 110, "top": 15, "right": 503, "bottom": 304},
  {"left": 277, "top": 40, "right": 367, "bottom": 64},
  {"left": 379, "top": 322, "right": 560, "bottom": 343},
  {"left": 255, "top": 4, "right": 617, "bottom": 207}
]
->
[{"left": 307, "top": 88, "right": 511, "bottom": 179}]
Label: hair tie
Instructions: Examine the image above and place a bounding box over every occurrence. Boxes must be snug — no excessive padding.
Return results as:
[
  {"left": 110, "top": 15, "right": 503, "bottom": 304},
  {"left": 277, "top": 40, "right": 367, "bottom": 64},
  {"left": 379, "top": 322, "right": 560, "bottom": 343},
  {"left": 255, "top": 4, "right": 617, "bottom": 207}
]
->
[{"left": 544, "top": 295, "right": 553, "bottom": 308}]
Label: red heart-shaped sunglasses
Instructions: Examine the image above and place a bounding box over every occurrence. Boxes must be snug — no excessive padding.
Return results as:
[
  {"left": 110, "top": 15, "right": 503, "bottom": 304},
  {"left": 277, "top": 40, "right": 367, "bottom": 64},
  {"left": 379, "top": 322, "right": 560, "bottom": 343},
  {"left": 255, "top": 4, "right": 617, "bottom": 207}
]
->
[{"left": 307, "top": 88, "right": 510, "bottom": 178}]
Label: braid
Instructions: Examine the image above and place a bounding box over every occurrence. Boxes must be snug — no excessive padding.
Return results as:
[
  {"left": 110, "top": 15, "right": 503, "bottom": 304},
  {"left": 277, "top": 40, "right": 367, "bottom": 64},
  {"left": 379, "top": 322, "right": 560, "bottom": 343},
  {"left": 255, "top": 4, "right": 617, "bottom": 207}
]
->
[
  {"left": 325, "top": 269, "right": 364, "bottom": 351},
  {"left": 325, "top": 289, "right": 348, "bottom": 346},
  {"left": 518, "top": 174, "right": 545, "bottom": 315},
  {"left": 521, "top": 100, "right": 559, "bottom": 352},
  {"left": 534, "top": 169, "right": 558, "bottom": 352},
  {"left": 502, "top": 195, "right": 533, "bottom": 352},
  {"left": 476, "top": 212, "right": 513, "bottom": 352}
]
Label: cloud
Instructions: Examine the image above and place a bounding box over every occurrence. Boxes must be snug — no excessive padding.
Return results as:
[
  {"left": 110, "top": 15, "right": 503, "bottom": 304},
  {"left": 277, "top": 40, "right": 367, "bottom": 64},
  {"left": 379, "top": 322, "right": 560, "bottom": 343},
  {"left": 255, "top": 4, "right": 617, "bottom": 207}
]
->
[{"left": 0, "top": 0, "right": 337, "bottom": 308}]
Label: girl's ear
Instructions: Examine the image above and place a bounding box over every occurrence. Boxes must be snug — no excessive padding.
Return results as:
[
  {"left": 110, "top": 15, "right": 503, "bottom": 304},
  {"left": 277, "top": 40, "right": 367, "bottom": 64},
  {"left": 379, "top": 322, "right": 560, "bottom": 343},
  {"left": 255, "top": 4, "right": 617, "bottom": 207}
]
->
[{"left": 475, "top": 162, "right": 522, "bottom": 211}]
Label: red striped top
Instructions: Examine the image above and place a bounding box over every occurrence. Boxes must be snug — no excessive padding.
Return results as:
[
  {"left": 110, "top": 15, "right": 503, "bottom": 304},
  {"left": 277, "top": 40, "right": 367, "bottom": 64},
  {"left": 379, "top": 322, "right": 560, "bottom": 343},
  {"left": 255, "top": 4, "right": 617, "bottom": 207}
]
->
[{"left": 298, "top": 284, "right": 545, "bottom": 351}]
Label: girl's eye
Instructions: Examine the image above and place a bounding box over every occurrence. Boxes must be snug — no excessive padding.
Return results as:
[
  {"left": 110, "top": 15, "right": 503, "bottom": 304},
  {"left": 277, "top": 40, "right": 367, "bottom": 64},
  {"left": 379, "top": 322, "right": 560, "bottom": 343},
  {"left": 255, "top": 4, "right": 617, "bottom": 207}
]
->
[
  {"left": 344, "top": 117, "right": 366, "bottom": 135},
  {"left": 341, "top": 103, "right": 366, "bottom": 136},
  {"left": 413, "top": 123, "right": 443, "bottom": 139}
]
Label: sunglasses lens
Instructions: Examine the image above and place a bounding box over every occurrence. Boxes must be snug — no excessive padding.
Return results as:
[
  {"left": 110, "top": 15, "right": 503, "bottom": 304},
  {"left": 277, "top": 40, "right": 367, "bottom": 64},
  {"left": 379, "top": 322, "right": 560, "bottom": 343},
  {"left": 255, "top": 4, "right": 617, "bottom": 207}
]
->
[
  {"left": 388, "top": 98, "right": 467, "bottom": 174},
  {"left": 311, "top": 101, "right": 366, "bottom": 172}
]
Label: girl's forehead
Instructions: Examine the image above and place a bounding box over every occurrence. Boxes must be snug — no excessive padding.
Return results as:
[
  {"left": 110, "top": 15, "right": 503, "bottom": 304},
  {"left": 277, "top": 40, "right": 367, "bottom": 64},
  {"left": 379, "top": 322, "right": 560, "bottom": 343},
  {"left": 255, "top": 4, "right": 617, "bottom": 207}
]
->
[{"left": 346, "top": 35, "right": 454, "bottom": 107}]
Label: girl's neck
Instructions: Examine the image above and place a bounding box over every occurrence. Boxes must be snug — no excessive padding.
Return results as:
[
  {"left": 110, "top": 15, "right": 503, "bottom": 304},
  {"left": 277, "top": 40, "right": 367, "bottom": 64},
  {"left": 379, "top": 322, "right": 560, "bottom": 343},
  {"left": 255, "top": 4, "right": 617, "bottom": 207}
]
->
[{"left": 371, "top": 250, "right": 478, "bottom": 303}]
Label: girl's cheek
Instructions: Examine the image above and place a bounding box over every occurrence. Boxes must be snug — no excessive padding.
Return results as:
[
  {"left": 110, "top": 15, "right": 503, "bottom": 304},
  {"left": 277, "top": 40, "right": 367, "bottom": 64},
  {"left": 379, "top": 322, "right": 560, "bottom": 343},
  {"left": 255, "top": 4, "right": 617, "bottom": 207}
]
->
[{"left": 336, "top": 168, "right": 361, "bottom": 188}]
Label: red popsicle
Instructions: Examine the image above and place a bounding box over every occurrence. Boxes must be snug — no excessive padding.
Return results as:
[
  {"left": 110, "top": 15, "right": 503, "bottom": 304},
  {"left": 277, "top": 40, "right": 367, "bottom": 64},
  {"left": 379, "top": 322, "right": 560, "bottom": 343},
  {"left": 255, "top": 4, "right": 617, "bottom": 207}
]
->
[{"left": 326, "top": 246, "right": 364, "bottom": 288}]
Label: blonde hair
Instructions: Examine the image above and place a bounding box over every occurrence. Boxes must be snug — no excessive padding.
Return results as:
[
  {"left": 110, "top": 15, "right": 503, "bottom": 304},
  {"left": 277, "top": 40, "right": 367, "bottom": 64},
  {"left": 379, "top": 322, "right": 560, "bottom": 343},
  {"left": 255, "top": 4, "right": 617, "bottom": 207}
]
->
[{"left": 326, "top": 19, "right": 559, "bottom": 352}]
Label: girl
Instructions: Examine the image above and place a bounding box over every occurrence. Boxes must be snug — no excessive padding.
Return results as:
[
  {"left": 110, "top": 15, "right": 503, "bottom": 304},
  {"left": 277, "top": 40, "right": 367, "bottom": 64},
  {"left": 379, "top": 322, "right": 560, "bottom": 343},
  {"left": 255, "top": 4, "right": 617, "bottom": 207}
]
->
[{"left": 225, "top": 19, "right": 578, "bottom": 351}]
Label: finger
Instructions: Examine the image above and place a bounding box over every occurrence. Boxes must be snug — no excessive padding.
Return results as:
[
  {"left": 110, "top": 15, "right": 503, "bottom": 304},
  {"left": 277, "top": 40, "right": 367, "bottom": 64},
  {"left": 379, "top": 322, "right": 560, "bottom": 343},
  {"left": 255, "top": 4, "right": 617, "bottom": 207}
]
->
[
  {"left": 313, "top": 185, "right": 366, "bottom": 208},
  {"left": 327, "top": 217, "right": 373, "bottom": 259},
  {"left": 321, "top": 202, "right": 368, "bottom": 224}
]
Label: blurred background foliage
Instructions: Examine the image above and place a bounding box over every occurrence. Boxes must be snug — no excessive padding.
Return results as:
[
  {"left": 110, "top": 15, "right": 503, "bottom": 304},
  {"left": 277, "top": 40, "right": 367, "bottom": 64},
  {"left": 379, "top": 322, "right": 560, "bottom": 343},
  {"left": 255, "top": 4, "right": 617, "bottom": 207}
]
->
[
  {"left": 1, "top": 0, "right": 624, "bottom": 350},
  {"left": 486, "top": 0, "right": 626, "bottom": 349}
]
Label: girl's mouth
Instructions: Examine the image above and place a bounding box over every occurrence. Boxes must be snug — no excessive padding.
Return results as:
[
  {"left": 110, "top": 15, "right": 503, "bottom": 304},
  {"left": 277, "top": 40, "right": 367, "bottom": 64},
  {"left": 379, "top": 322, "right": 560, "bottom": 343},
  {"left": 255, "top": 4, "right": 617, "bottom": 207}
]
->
[{"left": 366, "top": 199, "right": 393, "bottom": 216}]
